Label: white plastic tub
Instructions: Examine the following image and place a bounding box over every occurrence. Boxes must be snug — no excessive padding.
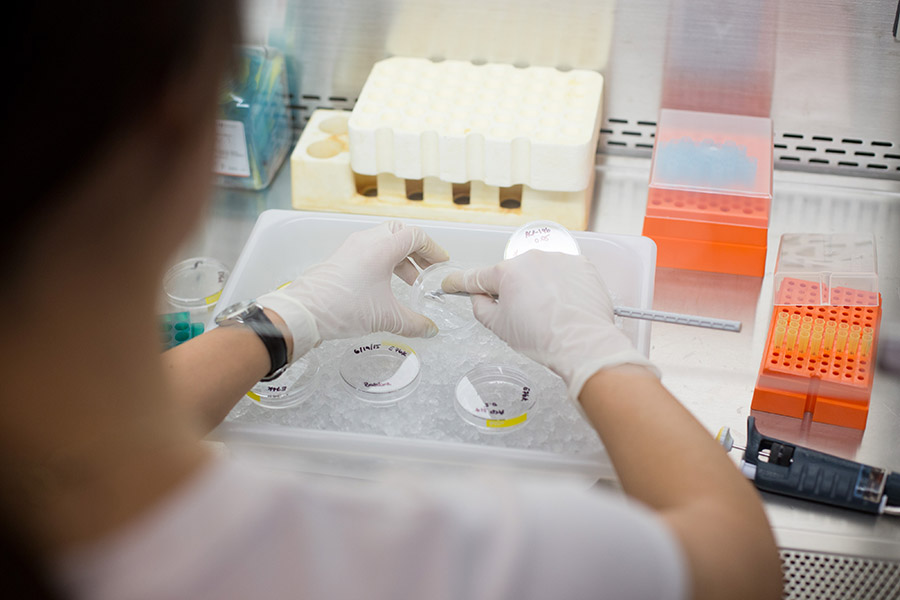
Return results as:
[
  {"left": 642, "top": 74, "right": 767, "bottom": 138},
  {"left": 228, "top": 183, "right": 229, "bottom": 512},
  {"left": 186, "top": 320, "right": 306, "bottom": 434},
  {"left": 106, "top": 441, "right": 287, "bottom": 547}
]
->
[{"left": 210, "top": 210, "right": 656, "bottom": 485}]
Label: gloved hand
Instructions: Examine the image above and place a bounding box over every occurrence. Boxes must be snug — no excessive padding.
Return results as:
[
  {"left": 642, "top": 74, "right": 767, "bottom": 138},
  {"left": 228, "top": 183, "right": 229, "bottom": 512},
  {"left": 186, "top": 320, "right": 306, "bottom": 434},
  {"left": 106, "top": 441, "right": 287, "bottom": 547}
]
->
[
  {"left": 441, "top": 250, "right": 658, "bottom": 403},
  {"left": 259, "top": 221, "right": 449, "bottom": 360}
]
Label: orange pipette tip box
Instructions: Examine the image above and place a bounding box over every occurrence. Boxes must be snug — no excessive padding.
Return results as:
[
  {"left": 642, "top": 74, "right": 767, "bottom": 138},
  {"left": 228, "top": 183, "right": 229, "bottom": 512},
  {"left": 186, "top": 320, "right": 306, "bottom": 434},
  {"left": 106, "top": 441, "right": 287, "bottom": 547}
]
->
[
  {"left": 751, "top": 234, "right": 881, "bottom": 430},
  {"left": 643, "top": 109, "right": 772, "bottom": 276}
]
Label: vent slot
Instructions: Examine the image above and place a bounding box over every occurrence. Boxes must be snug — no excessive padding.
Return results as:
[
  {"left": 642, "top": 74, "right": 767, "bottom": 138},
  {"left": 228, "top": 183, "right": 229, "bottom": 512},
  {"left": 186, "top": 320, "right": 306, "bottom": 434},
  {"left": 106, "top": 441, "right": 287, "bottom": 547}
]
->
[
  {"left": 290, "top": 93, "right": 899, "bottom": 181},
  {"left": 598, "top": 117, "right": 900, "bottom": 180},
  {"left": 780, "top": 549, "right": 900, "bottom": 600}
]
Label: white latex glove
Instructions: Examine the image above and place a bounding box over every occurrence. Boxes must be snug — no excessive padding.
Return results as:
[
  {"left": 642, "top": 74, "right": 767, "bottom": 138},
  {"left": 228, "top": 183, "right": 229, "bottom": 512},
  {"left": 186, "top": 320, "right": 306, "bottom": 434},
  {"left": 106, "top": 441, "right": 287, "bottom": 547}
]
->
[
  {"left": 259, "top": 221, "right": 449, "bottom": 360},
  {"left": 441, "top": 250, "right": 658, "bottom": 403}
]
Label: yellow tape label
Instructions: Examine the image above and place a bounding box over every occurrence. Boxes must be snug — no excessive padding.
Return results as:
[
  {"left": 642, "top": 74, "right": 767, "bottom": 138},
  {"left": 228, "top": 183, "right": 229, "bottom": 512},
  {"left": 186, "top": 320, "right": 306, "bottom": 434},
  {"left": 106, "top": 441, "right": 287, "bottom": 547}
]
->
[
  {"left": 205, "top": 290, "right": 222, "bottom": 305},
  {"left": 246, "top": 390, "right": 261, "bottom": 403},
  {"left": 380, "top": 340, "right": 417, "bottom": 356},
  {"left": 486, "top": 413, "right": 527, "bottom": 428}
]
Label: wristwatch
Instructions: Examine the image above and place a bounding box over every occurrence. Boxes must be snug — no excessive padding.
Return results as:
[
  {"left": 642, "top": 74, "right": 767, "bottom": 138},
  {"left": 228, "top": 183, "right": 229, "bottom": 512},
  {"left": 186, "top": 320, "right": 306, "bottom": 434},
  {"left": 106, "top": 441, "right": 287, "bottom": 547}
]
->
[{"left": 215, "top": 300, "right": 289, "bottom": 381}]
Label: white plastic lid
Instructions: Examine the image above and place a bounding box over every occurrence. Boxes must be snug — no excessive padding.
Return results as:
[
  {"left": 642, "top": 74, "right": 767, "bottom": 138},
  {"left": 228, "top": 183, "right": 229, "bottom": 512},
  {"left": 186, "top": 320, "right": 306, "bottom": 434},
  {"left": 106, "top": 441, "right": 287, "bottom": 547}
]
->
[
  {"left": 504, "top": 220, "right": 581, "bottom": 260},
  {"left": 455, "top": 365, "right": 535, "bottom": 432},
  {"left": 340, "top": 340, "right": 421, "bottom": 405}
]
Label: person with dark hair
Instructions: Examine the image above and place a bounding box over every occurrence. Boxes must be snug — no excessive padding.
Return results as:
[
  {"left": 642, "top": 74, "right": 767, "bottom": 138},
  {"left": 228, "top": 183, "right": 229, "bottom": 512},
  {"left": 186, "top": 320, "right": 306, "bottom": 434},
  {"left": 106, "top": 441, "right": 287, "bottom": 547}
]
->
[{"left": 0, "top": 2, "right": 782, "bottom": 599}]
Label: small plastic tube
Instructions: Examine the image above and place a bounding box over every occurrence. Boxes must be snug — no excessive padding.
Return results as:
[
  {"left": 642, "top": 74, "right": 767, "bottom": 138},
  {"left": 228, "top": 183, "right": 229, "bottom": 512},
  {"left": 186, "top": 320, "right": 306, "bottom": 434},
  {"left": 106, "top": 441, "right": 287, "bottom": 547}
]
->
[
  {"left": 838, "top": 321, "right": 850, "bottom": 330},
  {"left": 786, "top": 326, "right": 799, "bottom": 351},
  {"left": 810, "top": 330, "right": 823, "bottom": 356},
  {"left": 835, "top": 328, "right": 848, "bottom": 354},
  {"left": 824, "top": 326, "right": 836, "bottom": 352},
  {"left": 773, "top": 325, "right": 786, "bottom": 349},
  {"left": 861, "top": 332, "right": 874, "bottom": 357},
  {"left": 850, "top": 324, "right": 861, "bottom": 334},
  {"left": 814, "top": 317, "right": 825, "bottom": 328},
  {"left": 802, "top": 316, "right": 813, "bottom": 326},
  {"left": 798, "top": 329, "right": 810, "bottom": 353},
  {"left": 848, "top": 331, "right": 860, "bottom": 355}
]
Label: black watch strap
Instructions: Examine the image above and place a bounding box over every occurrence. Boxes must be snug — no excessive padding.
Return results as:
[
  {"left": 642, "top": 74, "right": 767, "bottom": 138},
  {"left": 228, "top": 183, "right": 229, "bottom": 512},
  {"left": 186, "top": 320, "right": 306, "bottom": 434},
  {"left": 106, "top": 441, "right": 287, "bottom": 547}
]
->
[{"left": 244, "top": 309, "right": 289, "bottom": 381}]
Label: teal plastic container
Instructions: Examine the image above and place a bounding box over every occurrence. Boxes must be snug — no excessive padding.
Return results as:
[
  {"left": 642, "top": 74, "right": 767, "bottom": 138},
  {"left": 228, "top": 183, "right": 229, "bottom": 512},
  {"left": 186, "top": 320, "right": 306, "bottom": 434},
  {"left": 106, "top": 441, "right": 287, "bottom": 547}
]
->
[{"left": 214, "top": 46, "right": 292, "bottom": 190}]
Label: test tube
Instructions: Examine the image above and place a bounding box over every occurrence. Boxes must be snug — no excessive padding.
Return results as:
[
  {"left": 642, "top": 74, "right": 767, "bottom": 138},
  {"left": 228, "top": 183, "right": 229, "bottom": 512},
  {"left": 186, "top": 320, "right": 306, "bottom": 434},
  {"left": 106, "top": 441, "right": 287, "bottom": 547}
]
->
[
  {"left": 786, "top": 326, "right": 799, "bottom": 352},
  {"left": 773, "top": 324, "right": 786, "bottom": 349},
  {"left": 824, "top": 326, "right": 836, "bottom": 353},
  {"left": 810, "top": 329, "right": 823, "bottom": 356},
  {"left": 802, "top": 316, "right": 813, "bottom": 326},
  {"left": 798, "top": 329, "right": 810, "bottom": 354},
  {"left": 814, "top": 317, "right": 825, "bottom": 329},
  {"left": 835, "top": 327, "right": 848, "bottom": 354},
  {"left": 862, "top": 329, "right": 874, "bottom": 357},
  {"left": 848, "top": 330, "right": 860, "bottom": 355}
]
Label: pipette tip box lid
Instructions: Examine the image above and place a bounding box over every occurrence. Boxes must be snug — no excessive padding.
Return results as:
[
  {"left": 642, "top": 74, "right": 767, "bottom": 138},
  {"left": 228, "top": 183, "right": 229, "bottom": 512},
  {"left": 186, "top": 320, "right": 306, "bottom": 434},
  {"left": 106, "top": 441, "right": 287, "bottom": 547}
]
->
[{"left": 642, "top": 109, "right": 773, "bottom": 277}]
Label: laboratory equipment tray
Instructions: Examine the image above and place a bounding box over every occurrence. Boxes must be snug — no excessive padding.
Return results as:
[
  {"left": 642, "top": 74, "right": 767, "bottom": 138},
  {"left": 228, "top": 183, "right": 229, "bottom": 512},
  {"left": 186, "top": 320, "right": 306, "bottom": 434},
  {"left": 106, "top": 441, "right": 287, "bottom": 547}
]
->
[{"left": 210, "top": 210, "right": 655, "bottom": 483}]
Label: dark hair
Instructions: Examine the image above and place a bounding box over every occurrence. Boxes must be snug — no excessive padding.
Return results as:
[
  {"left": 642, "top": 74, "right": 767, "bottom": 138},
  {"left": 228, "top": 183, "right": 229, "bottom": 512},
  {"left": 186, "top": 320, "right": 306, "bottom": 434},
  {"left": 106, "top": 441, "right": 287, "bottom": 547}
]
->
[
  {"left": 0, "top": 1, "right": 239, "bottom": 595},
  {"left": 1, "top": 1, "right": 239, "bottom": 275}
]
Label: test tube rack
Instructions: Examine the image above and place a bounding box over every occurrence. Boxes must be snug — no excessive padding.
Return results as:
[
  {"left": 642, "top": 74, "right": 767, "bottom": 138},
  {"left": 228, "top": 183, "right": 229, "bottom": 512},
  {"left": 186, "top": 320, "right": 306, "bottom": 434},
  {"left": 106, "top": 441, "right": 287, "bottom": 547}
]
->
[
  {"left": 292, "top": 110, "right": 593, "bottom": 229},
  {"left": 641, "top": 110, "right": 773, "bottom": 277},
  {"left": 291, "top": 57, "right": 605, "bottom": 230},
  {"left": 751, "top": 278, "right": 882, "bottom": 430}
]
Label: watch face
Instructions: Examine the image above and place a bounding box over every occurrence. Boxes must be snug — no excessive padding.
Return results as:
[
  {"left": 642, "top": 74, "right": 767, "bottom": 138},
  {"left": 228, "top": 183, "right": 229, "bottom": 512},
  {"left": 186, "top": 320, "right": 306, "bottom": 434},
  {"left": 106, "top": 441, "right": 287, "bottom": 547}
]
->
[{"left": 214, "top": 300, "right": 257, "bottom": 326}]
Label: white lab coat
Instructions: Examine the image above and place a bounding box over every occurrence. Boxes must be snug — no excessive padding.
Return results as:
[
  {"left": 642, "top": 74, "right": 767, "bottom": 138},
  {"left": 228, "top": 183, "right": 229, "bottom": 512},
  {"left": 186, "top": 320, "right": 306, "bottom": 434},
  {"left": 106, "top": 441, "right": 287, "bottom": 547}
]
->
[{"left": 57, "top": 458, "right": 688, "bottom": 600}]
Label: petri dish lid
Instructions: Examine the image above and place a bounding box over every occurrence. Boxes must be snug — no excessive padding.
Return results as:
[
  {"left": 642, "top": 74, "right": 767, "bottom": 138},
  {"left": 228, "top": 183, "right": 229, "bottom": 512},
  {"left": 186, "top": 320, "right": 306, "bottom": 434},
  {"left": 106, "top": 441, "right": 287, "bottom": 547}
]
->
[
  {"left": 340, "top": 340, "right": 421, "bottom": 405},
  {"left": 503, "top": 220, "right": 581, "bottom": 260},
  {"left": 246, "top": 353, "right": 320, "bottom": 409},
  {"left": 455, "top": 365, "right": 535, "bottom": 432},
  {"left": 410, "top": 261, "right": 477, "bottom": 333},
  {"left": 164, "top": 258, "right": 230, "bottom": 310}
]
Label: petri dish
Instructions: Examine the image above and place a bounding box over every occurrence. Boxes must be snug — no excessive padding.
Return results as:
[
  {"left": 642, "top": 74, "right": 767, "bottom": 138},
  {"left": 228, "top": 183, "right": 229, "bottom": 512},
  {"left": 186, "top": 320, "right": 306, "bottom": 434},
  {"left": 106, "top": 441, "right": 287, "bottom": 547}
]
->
[
  {"left": 340, "top": 339, "right": 421, "bottom": 405},
  {"left": 164, "top": 258, "right": 230, "bottom": 312},
  {"left": 455, "top": 365, "right": 535, "bottom": 432},
  {"left": 410, "top": 261, "right": 477, "bottom": 333},
  {"left": 503, "top": 220, "right": 581, "bottom": 260},
  {"left": 245, "top": 353, "right": 320, "bottom": 409}
]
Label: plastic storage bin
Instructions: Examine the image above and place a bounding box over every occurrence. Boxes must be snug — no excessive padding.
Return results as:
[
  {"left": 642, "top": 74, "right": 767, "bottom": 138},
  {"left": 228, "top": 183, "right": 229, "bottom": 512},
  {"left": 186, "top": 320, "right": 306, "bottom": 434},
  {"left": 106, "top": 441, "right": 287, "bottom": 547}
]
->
[
  {"left": 209, "top": 211, "right": 657, "bottom": 484},
  {"left": 752, "top": 234, "right": 882, "bottom": 430},
  {"left": 215, "top": 46, "right": 292, "bottom": 190},
  {"left": 642, "top": 109, "right": 773, "bottom": 276}
]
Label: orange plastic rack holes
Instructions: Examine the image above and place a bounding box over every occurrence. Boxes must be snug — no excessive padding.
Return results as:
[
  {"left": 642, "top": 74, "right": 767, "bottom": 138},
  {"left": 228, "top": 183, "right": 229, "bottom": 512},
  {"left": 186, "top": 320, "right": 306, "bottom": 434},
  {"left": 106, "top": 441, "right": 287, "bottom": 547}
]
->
[{"left": 751, "top": 278, "right": 882, "bottom": 430}]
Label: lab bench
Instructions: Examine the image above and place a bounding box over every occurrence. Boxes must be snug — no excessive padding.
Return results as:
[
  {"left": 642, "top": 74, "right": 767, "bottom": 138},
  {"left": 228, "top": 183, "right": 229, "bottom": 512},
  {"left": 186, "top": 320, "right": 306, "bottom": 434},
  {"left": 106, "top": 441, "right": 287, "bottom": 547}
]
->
[{"left": 183, "top": 155, "right": 900, "bottom": 591}]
